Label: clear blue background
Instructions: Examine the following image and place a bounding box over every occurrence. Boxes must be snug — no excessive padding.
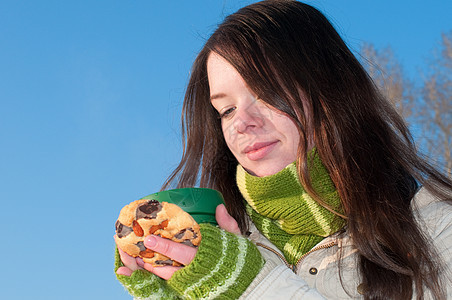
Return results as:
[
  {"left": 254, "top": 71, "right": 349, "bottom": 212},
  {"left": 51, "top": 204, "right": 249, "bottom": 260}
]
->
[{"left": 0, "top": 1, "right": 450, "bottom": 299}]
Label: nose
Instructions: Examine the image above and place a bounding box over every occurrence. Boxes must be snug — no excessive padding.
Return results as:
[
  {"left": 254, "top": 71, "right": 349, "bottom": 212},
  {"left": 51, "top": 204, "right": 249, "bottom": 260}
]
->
[{"left": 233, "top": 105, "right": 265, "bottom": 133}]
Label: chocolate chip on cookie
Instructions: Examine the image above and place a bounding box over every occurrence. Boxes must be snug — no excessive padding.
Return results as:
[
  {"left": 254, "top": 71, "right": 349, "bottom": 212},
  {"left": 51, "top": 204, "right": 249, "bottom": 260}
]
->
[
  {"left": 115, "top": 220, "right": 133, "bottom": 238},
  {"left": 136, "top": 200, "right": 162, "bottom": 219}
]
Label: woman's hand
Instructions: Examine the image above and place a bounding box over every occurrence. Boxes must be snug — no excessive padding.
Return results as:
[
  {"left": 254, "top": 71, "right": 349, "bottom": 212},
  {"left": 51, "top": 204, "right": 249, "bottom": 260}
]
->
[
  {"left": 138, "top": 234, "right": 197, "bottom": 279},
  {"left": 116, "top": 247, "right": 142, "bottom": 276},
  {"left": 116, "top": 203, "right": 240, "bottom": 279},
  {"left": 115, "top": 233, "right": 198, "bottom": 280},
  {"left": 215, "top": 203, "right": 241, "bottom": 235}
]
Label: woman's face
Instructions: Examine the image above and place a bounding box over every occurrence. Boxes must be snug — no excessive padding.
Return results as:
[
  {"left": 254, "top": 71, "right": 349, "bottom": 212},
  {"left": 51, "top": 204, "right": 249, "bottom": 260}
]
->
[{"left": 207, "top": 52, "right": 300, "bottom": 177}]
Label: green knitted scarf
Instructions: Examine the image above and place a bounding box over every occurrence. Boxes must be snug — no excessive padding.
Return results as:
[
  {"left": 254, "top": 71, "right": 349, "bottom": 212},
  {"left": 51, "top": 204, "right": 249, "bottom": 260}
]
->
[{"left": 236, "top": 150, "right": 345, "bottom": 265}]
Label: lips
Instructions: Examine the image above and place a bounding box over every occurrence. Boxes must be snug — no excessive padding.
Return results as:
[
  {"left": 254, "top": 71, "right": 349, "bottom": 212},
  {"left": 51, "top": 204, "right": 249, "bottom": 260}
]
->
[
  {"left": 243, "top": 141, "right": 276, "bottom": 153},
  {"left": 243, "top": 141, "right": 278, "bottom": 161}
]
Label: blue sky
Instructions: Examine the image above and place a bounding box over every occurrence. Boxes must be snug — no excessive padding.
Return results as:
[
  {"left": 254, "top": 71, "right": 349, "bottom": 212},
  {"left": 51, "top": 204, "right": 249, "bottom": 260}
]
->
[{"left": 0, "top": 1, "right": 450, "bottom": 299}]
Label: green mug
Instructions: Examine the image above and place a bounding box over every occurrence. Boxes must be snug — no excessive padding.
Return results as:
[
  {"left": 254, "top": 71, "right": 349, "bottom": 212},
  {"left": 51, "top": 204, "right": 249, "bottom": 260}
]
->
[{"left": 140, "top": 188, "right": 225, "bottom": 225}]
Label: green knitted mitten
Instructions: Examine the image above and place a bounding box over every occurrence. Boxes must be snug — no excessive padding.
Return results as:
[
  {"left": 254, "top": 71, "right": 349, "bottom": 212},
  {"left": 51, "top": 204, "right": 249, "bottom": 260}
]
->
[
  {"left": 115, "top": 224, "right": 264, "bottom": 299},
  {"left": 168, "top": 223, "right": 264, "bottom": 299}
]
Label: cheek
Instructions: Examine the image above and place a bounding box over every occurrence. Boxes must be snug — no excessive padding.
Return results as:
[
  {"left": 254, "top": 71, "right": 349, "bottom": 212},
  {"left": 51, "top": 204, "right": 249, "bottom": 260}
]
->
[
  {"left": 222, "top": 122, "right": 250, "bottom": 156},
  {"left": 288, "top": 122, "right": 300, "bottom": 145},
  {"left": 221, "top": 122, "right": 238, "bottom": 151},
  {"left": 289, "top": 125, "right": 301, "bottom": 153},
  {"left": 275, "top": 116, "right": 300, "bottom": 151}
]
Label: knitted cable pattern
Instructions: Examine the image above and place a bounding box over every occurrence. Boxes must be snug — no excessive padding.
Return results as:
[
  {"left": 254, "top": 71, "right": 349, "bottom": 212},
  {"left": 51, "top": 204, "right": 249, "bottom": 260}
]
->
[
  {"left": 236, "top": 149, "right": 345, "bottom": 265},
  {"left": 115, "top": 224, "right": 264, "bottom": 299}
]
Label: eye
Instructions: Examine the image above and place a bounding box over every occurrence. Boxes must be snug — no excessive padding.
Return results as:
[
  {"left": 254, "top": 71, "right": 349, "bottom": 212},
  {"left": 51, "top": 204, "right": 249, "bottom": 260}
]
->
[{"left": 219, "top": 106, "right": 236, "bottom": 119}]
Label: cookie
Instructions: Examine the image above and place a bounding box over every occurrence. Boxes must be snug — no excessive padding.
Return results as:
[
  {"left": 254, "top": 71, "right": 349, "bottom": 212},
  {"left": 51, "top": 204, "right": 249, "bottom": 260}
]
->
[{"left": 115, "top": 199, "right": 201, "bottom": 267}]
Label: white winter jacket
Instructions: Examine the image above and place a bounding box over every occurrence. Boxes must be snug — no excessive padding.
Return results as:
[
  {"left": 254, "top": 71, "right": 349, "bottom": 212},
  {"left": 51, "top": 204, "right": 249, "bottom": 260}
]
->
[{"left": 241, "top": 188, "right": 452, "bottom": 299}]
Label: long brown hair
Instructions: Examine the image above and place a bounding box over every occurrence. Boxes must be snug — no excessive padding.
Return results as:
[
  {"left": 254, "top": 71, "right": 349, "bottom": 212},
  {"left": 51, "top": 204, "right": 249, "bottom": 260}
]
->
[{"left": 162, "top": 1, "right": 452, "bottom": 298}]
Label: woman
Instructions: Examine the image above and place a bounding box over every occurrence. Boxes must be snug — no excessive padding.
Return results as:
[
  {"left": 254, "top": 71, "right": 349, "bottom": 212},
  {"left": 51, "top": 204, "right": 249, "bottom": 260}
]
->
[{"left": 115, "top": 1, "right": 452, "bottom": 299}]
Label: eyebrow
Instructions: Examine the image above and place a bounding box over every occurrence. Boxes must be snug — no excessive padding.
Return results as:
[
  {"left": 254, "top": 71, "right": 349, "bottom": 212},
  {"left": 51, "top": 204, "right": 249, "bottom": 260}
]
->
[{"left": 209, "top": 93, "right": 227, "bottom": 101}]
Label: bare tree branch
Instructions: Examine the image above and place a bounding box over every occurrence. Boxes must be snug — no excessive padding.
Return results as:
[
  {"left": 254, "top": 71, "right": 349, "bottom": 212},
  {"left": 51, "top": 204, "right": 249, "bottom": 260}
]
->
[
  {"left": 419, "top": 32, "right": 452, "bottom": 177},
  {"left": 359, "top": 43, "right": 414, "bottom": 120},
  {"left": 359, "top": 35, "right": 452, "bottom": 178}
]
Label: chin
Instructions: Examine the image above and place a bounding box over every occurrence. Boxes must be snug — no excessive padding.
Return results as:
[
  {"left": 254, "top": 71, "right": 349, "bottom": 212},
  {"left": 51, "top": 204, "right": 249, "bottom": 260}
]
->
[{"left": 245, "top": 162, "right": 290, "bottom": 177}]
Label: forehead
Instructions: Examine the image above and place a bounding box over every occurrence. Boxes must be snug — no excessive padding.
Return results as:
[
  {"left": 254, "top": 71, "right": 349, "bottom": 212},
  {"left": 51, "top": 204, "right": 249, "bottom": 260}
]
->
[
  {"left": 207, "top": 53, "right": 237, "bottom": 77},
  {"left": 207, "top": 53, "right": 248, "bottom": 95}
]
